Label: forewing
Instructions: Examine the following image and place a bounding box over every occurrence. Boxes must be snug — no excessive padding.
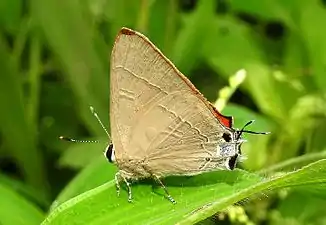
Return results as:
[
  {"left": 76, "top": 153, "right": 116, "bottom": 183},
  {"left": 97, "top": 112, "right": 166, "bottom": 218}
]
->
[{"left": 110, "top": 28, "right": 233, "bottom": 164}]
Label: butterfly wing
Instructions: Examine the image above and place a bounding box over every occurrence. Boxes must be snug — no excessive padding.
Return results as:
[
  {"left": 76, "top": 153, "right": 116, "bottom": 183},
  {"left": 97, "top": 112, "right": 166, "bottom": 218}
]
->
[
  {"left": 145, "top": 91, "right": 234, "bottom": 176},
  {"left": 110, "top": 28, "right": 233, "bottom": 175}
]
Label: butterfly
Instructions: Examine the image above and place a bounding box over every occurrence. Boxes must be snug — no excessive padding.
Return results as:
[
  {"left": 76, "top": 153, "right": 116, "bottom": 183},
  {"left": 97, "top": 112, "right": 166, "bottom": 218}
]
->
[{"left": 101, "top": 28, "right": 268, "bottom": 204}]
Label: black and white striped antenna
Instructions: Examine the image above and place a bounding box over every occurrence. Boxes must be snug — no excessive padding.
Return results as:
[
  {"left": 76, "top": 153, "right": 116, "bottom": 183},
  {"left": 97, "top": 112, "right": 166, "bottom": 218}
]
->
[
  {"left": 59, "top": 136, "right": 99, "bottom": 143},
  {"left": 59, "top": 106, "right": 111, "bottom": 143},
  {"left": 89, "top": 106, "right": 111, "bottom": 140}
]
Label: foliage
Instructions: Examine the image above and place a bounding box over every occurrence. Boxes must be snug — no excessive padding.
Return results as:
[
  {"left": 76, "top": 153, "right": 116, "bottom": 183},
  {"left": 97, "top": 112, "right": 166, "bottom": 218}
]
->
[{"left": 1, "top": 0, "right": 326, "bottom": 224}]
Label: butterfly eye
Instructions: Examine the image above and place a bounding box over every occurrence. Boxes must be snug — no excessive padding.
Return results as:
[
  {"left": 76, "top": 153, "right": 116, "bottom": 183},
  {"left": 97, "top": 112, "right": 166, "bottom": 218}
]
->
[{"left": 222, "top": 133, "right": 232, "bottom": 142}]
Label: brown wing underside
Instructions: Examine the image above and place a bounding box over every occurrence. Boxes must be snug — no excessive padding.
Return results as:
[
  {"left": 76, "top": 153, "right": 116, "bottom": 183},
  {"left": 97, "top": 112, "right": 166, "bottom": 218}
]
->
[{"left": 110, "top": 28, "right": 233, "bottom": 174}]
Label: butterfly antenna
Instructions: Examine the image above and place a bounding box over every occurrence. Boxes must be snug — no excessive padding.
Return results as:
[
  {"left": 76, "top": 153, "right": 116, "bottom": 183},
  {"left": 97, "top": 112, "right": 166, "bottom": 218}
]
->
[
  {"left": 239, "top": 120, "right": 270, "bottom": 136},
  {"left": 89, "top": 106, "right": 111, "bottom": 141},
  {"left": 242, "top": 130, "right": 270, "bottom": 135},
  {"left": 59, "top": 136, "right": 99, "bottom": 143}
]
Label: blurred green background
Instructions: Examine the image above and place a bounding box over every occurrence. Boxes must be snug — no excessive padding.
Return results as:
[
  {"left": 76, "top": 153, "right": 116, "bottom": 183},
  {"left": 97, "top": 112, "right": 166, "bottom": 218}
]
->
[{"left": 1, "top": 0, "right": 326, "bottom": 224}]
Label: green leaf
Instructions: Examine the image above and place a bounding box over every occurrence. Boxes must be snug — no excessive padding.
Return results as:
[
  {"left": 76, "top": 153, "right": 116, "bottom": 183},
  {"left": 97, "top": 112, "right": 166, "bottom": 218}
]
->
[
  {"left": 53, "top": 157, "right": 116, "bottom": 209},
  {"left": 0, "top": 0, "right": 22, "bottom": 34},
  {"left": 172, "top": 0, "right": 217, "bottom": 76},
  {"left": 105, "top": 0, "right": 141, "bottom": 35},
  {"left": 204, "top": 16, "right": 262, "bottom": 77},
  {"left": 0, "top": 34, "right": 46, "bottom": 192},
  {"left": 298, "top": 1, "right": 326, "bottom": 93},
  {"left": 0, "top": 184, "right": 44, "bottom": 225},
  {"left": 229, "top": 0, "right": 293, "bottom": 26},
  {"left": 259, "top": 151, "right": 326, "bottom": 175},
  {"left": 0, "top": 173, "right": 49, "bottom": 208},
  {"left": 283, "top": 31, "right": 307, "bottom": 79},
  {"left": 203, "top": 17, "right": 288, "bottom": 118},
  {"left": 270, "top": 95, "right": 326, "bottom": 161},
  {"left": 272, "top": 191, "right": 326, "bottom": 225},
  {"left": 245, "top": 64, "right": 289, "bottom": 120},
  {"left": 30, "top": 0, "right": 110, "bottom": 137},
  {"left": 42, "top": 159, "right": 326, "bottom": 224},
  {"left": 308, "top": 120, "right": 326, "bottom": 153},
  {"left": 148, "top": 0, "right": 178, "bottom": 56},
  {"left": 205, "top": 17, "right": 303, "bottom": 120}
]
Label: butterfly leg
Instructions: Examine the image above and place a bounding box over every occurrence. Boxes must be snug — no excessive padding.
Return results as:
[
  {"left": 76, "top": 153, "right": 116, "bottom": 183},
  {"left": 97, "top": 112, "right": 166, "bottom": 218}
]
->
[
  {"left": 114, "top": 172, "right": 121, "bottom": 196},
  {"left": 121, "top": 175, "right": 133, "bottom": 202},
  {"left": 153, "top": 175, "right": 176, "bottom": 204}
]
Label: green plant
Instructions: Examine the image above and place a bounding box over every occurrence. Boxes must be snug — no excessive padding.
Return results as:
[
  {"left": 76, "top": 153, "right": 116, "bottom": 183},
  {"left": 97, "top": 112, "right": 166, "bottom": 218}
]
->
[{"left": 1, "top": 0, "right": 326, "bottom": 224}]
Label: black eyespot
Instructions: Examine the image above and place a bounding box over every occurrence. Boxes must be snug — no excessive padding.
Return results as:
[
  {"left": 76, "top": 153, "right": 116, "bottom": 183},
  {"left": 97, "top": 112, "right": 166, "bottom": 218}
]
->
[
  {"left": 222, "top": 133, "right": 232, "bottom": 142},
  {"left": 205, "top": 157, "right": 210, "bottom": 161},
  {"left": 228, "top": 154, "right": 238, "bottom": 170},
  {"left": 105, "top": 144, "right": 114, "bottom": 163}
]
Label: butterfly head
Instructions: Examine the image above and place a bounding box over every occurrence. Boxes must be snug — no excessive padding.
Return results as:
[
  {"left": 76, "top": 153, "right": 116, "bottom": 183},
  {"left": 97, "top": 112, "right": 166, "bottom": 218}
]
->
[
  {"left": 104, "top": 143, "right": 116, "bottom": 163},
  {"left": 219, "top": 135, "right": 245, "bottom": 170},
  {"left": 220, "top": 120, "right": 269, "bottom": 170}
]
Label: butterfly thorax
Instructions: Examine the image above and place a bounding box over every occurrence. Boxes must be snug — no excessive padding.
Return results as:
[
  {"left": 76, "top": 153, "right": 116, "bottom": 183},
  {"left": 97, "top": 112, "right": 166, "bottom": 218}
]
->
[
  {"left": 104, "top": 144, "right": 151, "bottom": 179},
  {"left": 117, "top": 157, "right": 152, "bottom": 180}
]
